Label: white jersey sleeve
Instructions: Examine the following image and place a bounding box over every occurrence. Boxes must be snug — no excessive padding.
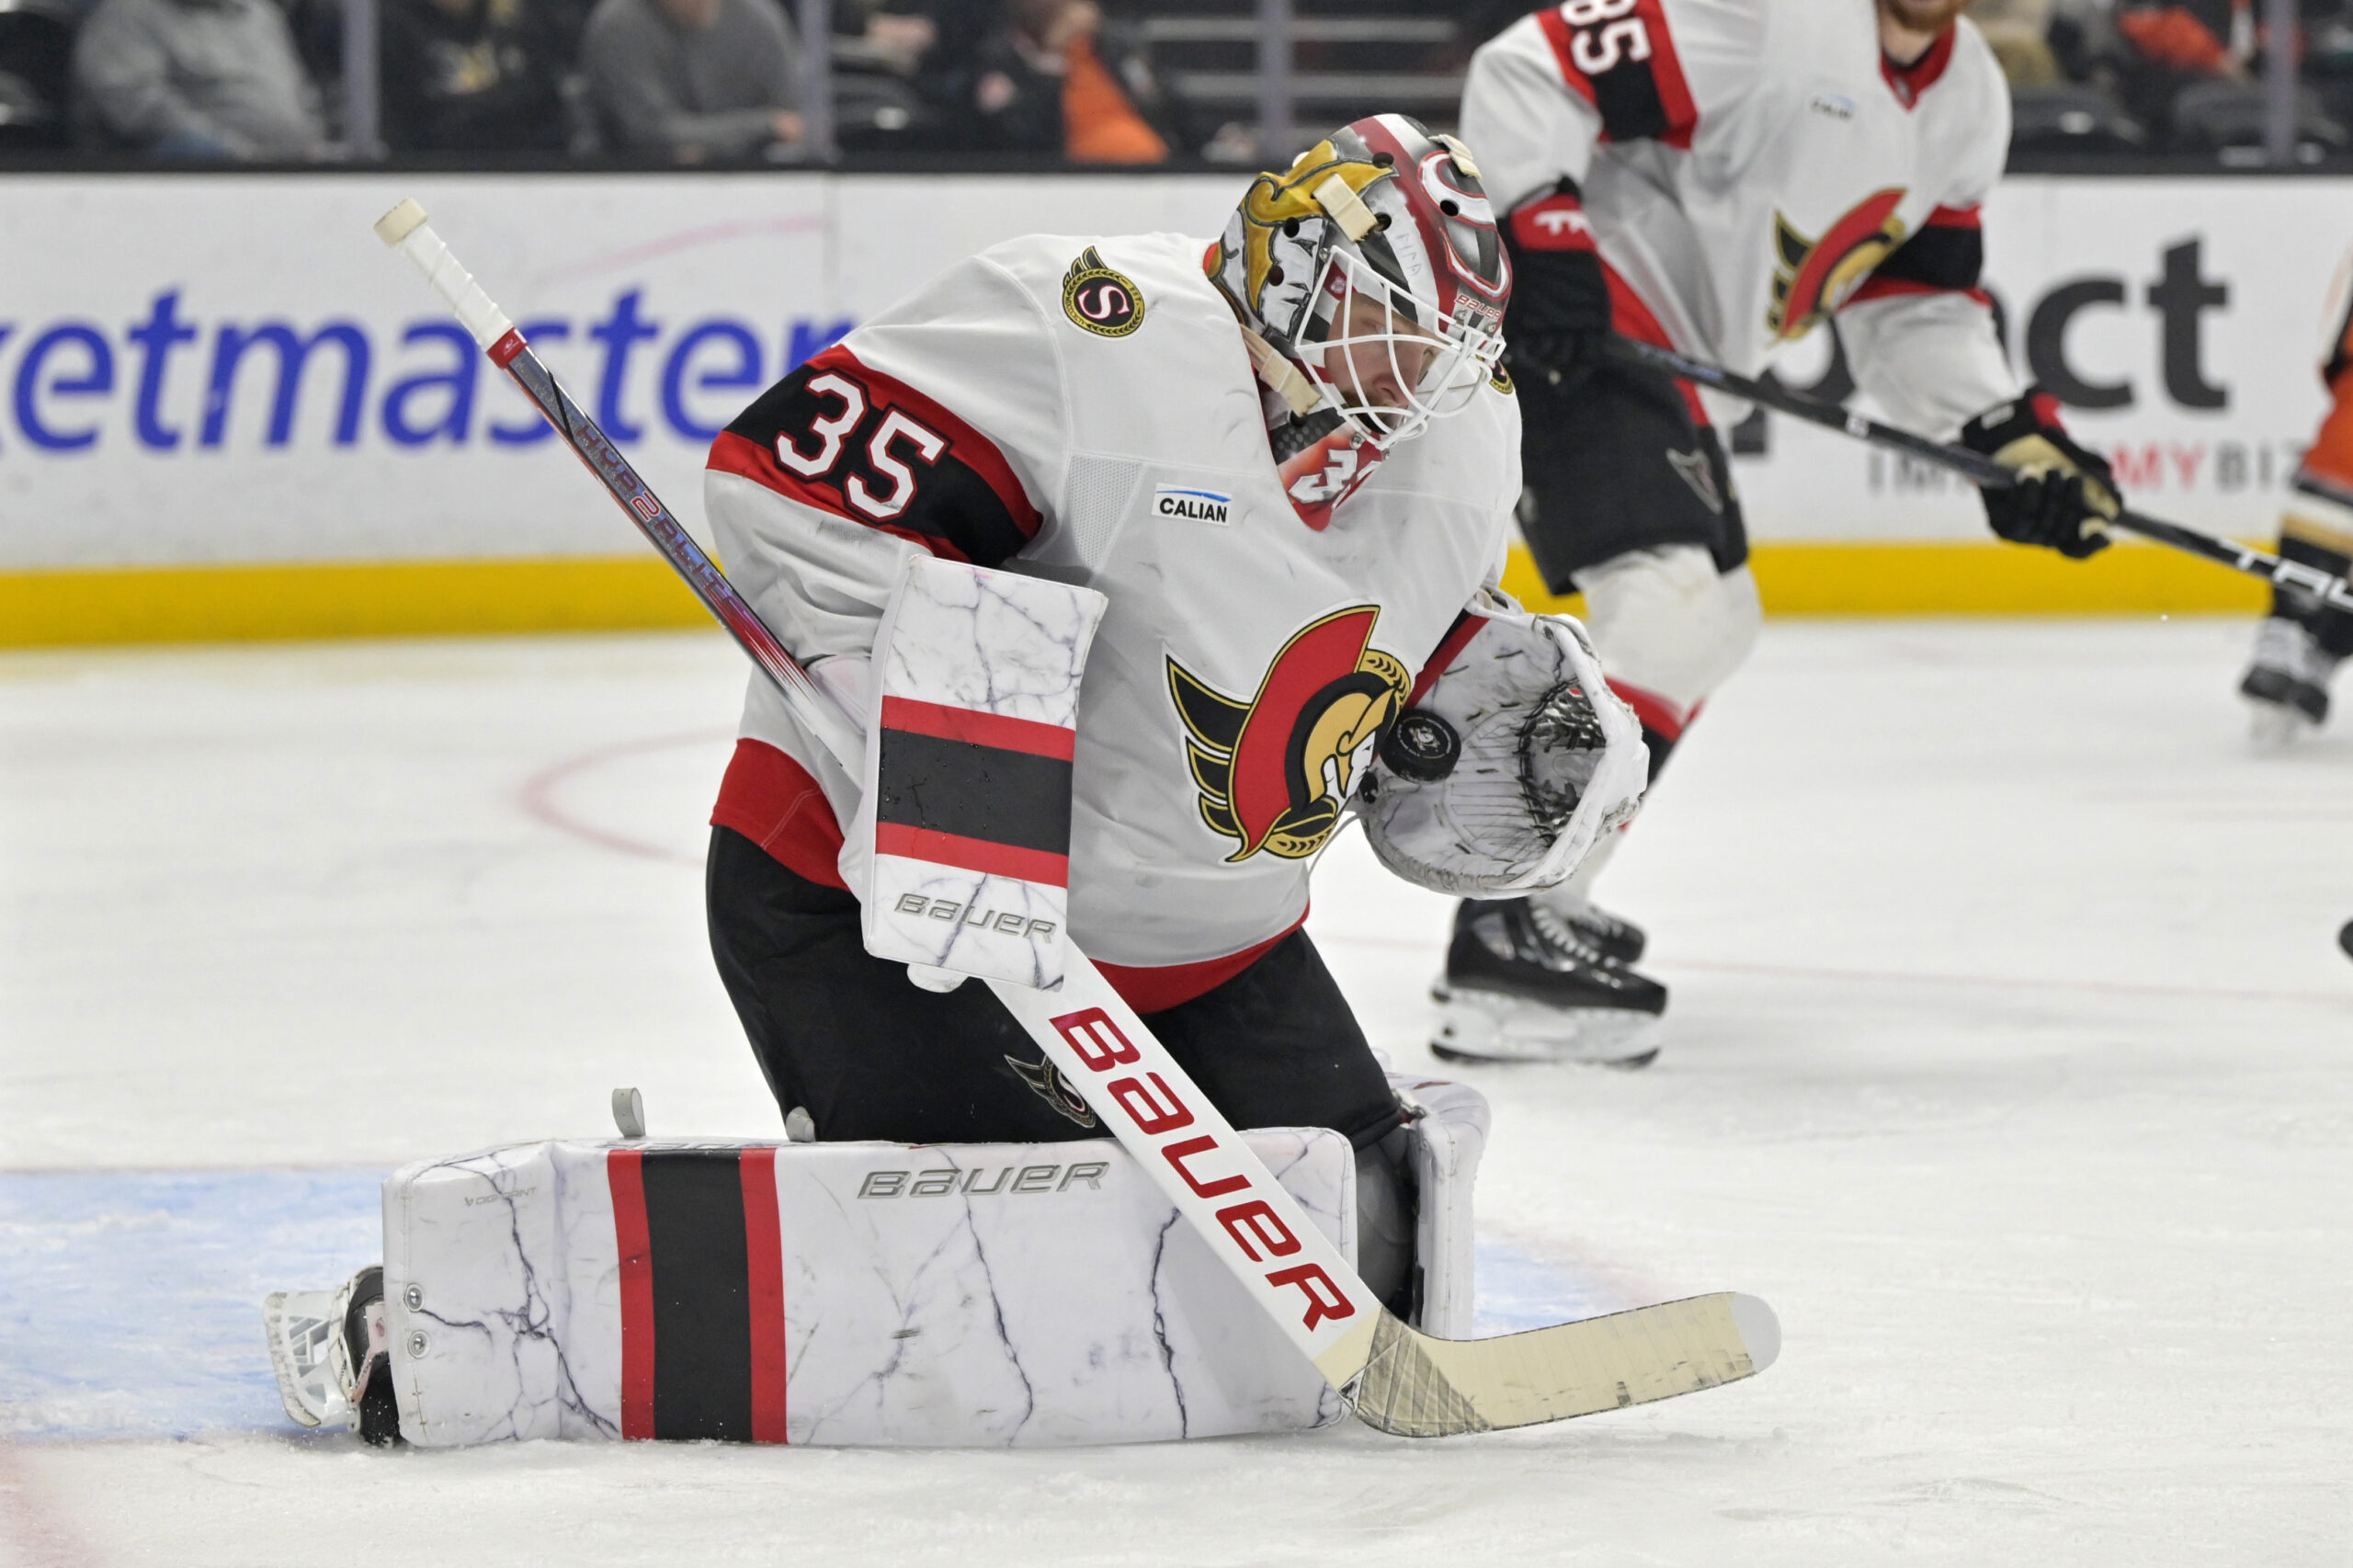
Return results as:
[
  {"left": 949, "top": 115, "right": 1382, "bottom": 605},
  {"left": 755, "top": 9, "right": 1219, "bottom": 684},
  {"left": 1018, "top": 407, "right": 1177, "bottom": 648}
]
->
[
  {"left": 706, "top": 251, "right": 1065, "bottom": 667},
  {"left": 1460, "top": 0, "right": 1766, "bottom": 212},
  {"left": 1833, "top": 23, "right": 2019, "bottom": 438},
  {"left": 703, "top": 248, "right": 1068, "bottom": 812}
]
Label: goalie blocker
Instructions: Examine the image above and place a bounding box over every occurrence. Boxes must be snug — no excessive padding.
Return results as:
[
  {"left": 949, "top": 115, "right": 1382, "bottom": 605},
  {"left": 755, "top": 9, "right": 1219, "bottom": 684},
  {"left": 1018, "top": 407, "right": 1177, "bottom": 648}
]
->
[{"left": 294, "top": 1076, "right": 1486, "bottom": 1448}]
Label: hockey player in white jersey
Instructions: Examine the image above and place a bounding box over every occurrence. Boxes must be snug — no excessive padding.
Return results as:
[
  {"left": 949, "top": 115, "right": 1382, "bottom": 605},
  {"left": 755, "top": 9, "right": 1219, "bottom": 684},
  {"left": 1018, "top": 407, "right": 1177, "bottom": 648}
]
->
[
  {"left": 698, "top": 115, "right": 1647, "bottom": 1318},
  {"left": 262, "top": 124, "right": 1668, "bottom": 1447},
  {"left": 1451, "top": 0, "right": 2127, "bottom": 1064}
]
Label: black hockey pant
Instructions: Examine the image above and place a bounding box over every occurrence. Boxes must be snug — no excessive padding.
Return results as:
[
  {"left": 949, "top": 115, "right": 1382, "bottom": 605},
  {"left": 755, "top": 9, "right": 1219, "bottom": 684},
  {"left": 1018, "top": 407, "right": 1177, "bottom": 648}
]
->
[{"left": 704, "top": 826, "right": 1419, "bottom": 1312}]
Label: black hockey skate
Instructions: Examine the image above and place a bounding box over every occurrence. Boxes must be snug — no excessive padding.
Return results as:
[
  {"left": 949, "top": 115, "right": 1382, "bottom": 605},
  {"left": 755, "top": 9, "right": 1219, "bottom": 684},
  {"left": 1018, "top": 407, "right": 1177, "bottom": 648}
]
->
[
  {"left": 1430, "top": 898, "right": 1665, "bottom": 1067},
  {"left": 2240, "top": 615, "right": 2338, "bottom": 742},
  {"left": 263, "top": 1263, "right": 403, "bottom": 1445},
  {"left": 1543, "top": 893, "right": 1646, "bottom": 967}
]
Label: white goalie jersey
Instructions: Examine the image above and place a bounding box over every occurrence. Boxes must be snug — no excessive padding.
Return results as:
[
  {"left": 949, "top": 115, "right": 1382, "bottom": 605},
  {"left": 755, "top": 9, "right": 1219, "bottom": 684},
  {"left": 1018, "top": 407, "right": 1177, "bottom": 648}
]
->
[
  {"left": 706, "top": 233, "right": 1520, "bottom": 1005},
  {"left": 1461, "top": 0, "right": 2021, "bottom": 437}
]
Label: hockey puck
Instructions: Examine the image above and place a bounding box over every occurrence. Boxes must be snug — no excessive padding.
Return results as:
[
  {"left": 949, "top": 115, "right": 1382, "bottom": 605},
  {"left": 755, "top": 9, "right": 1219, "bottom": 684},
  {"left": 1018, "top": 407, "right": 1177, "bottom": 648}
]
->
[
  {"left": 1380, "top": 710, "right": 1460, "bottom": 782},
  {"left": 2339, "top": 919, "right": 2353, "bottom": 962}
]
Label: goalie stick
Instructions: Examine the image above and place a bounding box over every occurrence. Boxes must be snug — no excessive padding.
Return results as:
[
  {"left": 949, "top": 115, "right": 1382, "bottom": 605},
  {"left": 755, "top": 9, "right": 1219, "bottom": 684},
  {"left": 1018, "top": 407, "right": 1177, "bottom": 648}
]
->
[
  {"left": 374, "top": 198, "right": 1779, "bottom": 1437},
  {"left": 1608, "top": 335, "right": 2353, "bottom": 617}
]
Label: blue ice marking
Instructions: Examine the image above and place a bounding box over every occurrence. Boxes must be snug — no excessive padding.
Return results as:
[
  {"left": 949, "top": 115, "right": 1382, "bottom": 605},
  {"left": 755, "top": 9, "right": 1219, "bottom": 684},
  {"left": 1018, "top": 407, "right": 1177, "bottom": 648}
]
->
[
  {"left": 0, "top": 1168, "right": 381, "bottom": 1441},
  {"left": 0, "top": 1170, "right": 1612, "bottom": 1441},
  {"left": 1472, "top": 1239, "right": 1618, "bottom": 1338}
]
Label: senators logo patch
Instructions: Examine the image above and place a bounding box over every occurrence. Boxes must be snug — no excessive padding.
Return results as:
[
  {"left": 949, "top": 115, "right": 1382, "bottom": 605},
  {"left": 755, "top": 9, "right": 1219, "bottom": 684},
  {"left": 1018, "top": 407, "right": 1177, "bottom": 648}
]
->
[
  {"left": 1168, "top": 608, "right": 1411, "bottom": 861},
  {"left": 1767, "top": 188, "right": 1907, "bottom": 340},
  {"left": 1063, "top": 247, "right": 1145, "bottom": 338}
]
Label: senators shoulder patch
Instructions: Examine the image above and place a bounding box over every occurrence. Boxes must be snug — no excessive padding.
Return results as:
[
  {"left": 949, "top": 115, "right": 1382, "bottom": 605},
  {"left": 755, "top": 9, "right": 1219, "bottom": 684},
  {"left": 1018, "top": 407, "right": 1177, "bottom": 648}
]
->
[{"left": 1063, "top": 247, "right": 1146, "bottom": 338}]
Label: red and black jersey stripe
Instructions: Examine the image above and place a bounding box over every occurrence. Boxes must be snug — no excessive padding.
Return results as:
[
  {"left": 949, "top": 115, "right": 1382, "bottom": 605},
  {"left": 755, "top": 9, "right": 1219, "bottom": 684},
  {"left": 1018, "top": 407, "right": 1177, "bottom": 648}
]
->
[
  {"left": 1537, "top": 0, "right": 1698, "bottom": 149},
  {"left": 1848, "top": 204, "right": 1991, "bottom": 309},
  {"left": 709, "top": 344, "right": 1042, "bottom": 568},
  {"left": 874, "top": 698, "right": 1074, "bottom": 888},
  {"left": 609, "top": 1146, "right": 789, "bottom": 1443}
]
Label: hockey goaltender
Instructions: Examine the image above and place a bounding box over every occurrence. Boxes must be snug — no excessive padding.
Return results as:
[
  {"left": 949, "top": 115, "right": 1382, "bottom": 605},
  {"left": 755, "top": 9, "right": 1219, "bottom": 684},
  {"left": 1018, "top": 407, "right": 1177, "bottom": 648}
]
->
[{"left": 264, "top": 116, "right": 1780, "bottom": 1449}]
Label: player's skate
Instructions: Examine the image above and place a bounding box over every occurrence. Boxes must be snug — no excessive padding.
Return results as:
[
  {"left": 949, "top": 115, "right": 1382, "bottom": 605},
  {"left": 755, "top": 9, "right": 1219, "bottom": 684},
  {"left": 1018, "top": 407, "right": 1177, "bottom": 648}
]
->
[
  {"left": 1431, "top": 898, "right": 1666, "bottom": 1067},
  {"left": 2238, "top": 615, "right": 2338, "bottom": 744},
  {"left": 263, "top": 1263, "right": 402, "bottom": 1445},
  {"left": 1541, "top": 890, "right": 1646, "bottom": 966}
]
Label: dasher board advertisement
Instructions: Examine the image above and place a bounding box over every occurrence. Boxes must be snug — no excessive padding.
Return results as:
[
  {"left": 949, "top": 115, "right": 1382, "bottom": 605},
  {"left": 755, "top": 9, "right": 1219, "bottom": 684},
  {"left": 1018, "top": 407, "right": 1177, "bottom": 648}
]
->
[{"left": 2, "top": 173, "right": 2349, "bottom": 574}]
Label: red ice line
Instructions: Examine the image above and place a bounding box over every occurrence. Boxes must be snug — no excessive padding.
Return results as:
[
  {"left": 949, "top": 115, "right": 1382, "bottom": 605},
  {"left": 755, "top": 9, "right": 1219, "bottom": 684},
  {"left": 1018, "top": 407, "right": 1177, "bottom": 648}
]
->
[{"left": 523, "top": 733, "right": 2350, "bottom": 1010}]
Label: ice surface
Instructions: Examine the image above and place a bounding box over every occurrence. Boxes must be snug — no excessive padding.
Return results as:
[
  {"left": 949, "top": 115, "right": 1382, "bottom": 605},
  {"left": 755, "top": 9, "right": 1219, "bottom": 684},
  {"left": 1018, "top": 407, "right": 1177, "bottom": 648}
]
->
[{"left": 2, "top": 620, "right": 2347, "bottom": 1564}]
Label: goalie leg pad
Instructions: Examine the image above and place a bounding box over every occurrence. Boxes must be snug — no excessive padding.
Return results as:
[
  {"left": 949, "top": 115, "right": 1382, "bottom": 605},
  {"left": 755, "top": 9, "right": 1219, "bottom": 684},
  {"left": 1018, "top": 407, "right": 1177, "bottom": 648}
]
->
[
  {"left": 1391, "top": 1073, "right": 1489, "bottom": 1339},
  {"left": 381, "top": 1131, "right": 1358, "bottom": 1448}
]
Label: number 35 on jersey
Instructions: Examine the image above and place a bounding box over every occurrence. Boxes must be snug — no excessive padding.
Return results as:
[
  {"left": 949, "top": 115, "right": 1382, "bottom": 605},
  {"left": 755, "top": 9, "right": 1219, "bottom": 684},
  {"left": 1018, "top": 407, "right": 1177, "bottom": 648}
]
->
[{"left": 707, "top": 344, "right": 1046, "bottom": 566}]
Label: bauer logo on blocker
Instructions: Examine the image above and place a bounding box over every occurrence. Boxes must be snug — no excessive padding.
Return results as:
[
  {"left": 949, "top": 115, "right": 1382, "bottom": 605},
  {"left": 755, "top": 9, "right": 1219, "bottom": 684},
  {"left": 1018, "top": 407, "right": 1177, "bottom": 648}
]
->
[{"left": 1154, "top": 486, "right": 1233, "bottom": 525}]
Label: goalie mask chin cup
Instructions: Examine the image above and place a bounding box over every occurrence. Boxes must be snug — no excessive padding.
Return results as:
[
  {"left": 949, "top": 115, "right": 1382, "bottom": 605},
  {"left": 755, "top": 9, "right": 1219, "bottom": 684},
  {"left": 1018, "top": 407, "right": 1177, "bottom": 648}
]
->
[{"left": 1210, "top": 114, "right": 1512, "bottom": 451}]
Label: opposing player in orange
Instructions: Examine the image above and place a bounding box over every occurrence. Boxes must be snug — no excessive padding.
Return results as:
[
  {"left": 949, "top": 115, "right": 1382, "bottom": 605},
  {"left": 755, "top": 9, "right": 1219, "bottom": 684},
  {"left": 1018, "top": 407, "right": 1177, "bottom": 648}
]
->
[{"left": 2239, "top": 248, "right": 2353, "bottom": 742}]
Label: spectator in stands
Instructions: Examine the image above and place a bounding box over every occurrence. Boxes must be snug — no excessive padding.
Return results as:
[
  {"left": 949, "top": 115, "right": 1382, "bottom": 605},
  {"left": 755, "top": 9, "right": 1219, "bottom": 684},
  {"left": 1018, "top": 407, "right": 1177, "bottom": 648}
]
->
[
  {"left": 2114, "top": 0, "right": 2255, "bottom": 80},
  {"left": 2111, "top": 0, "right": 2349, "bottom": 150},
  {"left": 71, "top": 0, "right": 325, "bottom": 157},
  {"left": 960, "top": 0, "right": 1179, "bottom": 163},
  {"left": 382, "top": 0, "right": 569, "bottom": 152},
  {"left": 582, "top": 0, "right": 801, "bottom": 162},
  {"left": 1975, "top": 0, "right": 2063, "bottom": 84},
  {"left": 834, "top": 0, "right": 946, "bottom": 74}
]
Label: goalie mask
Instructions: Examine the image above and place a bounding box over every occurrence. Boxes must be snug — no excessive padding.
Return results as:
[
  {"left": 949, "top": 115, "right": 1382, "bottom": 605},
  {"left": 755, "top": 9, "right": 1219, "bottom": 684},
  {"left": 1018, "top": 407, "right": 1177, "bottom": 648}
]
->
[
  {"left": 1356, "top": 608, "right": 1648, "bottom": 897},
  {"left": 1210, "top": 115, "right": 1511, "bottom": 451}
]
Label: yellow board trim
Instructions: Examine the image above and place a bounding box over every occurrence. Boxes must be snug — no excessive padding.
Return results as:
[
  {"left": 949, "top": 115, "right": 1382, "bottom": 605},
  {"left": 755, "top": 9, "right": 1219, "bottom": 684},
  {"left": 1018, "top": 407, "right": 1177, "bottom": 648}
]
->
[
  {"left": 0, "top": 540, "right": 2268, "bottom": 650},
  {"left": 0, "top": 556, "right": 710, "bottom": 649},
  {"left": 1501, "top": 539, "right": 2266, "bottom": 619}
]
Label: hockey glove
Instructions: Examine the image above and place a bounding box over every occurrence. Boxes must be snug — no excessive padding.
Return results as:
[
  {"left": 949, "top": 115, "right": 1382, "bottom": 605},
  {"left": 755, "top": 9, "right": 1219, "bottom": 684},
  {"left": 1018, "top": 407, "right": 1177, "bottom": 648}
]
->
[
  {"left": 1961, "top": 389, "right": 2120, "bottom": 560},
  {"left": 1502, "top": 181, "right": 1615, "bottom": 396},
  {"left": 1357, "top": 605, "right": 1648, "bottom": 897}
]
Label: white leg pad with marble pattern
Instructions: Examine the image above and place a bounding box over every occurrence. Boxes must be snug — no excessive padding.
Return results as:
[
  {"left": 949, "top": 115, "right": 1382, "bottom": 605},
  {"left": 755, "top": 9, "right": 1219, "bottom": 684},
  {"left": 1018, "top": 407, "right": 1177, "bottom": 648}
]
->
[
  {"left": 381, "top": 1130, "right": 1356, "bottom": 1448},
  {"left": 1394, "top": 1072, "right": 1490, "bottom": 1340}
]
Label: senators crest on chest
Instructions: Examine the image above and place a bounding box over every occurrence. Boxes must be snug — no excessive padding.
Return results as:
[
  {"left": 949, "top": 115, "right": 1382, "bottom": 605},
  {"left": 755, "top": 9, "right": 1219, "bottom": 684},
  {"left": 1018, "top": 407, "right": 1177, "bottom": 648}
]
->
[
  {"left": 1166, "top": 607, "right": 1410, "bottom": 862},
  {"left": 1766, "top": 187, "right": 1908, "bottom": 341}
]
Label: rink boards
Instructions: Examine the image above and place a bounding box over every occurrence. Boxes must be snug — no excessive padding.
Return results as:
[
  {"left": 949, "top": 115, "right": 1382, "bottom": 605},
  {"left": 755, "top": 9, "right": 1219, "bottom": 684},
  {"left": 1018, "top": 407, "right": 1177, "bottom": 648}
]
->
[{"left": 3, "top": 171, "right": 2347, "bottom": 642}]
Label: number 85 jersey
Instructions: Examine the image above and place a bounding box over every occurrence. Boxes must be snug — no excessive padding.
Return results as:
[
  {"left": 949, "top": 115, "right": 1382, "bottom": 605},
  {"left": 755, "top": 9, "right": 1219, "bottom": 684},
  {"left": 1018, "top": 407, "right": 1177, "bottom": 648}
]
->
[
  {"left": 701, "top": 232, "right": 1521, "bottom": 1005},
  {"left": 1462, "top": 0, "right": 2020, "bottom": 438}
]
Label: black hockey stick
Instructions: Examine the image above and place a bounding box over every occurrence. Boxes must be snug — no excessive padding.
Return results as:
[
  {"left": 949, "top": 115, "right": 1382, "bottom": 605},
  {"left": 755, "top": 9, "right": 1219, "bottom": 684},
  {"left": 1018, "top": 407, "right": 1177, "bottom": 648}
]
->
[{"left": 1606, "top": 335, "right": 2353, "bottom": 617}]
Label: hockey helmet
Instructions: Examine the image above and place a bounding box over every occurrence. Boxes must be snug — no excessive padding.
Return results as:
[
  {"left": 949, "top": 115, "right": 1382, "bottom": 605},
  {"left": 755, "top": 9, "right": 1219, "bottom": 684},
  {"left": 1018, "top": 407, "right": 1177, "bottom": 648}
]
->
[{"left": 1210, "top": 114, "right": 1512, "bottom": 449}]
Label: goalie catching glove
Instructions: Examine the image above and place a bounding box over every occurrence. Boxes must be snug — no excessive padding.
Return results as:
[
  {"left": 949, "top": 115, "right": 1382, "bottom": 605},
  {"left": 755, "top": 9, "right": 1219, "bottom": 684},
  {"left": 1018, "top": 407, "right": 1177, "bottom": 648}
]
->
[
  {"left": 1357, "top": 605, "right": 1648, "bottom": 897},
  {"left": 1961, "top": 388, "right": 2120, "bottom": 560}
]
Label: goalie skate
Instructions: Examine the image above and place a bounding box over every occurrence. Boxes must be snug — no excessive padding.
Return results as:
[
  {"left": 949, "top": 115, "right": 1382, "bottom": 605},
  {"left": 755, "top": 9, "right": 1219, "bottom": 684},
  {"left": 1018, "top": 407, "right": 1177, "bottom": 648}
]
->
[
  {"left": 263, "top": 1264, "right": 400, "bottom": 1444},
  {"left": 1430, "top": 899, "right": 1665, "bottom": 1067}
]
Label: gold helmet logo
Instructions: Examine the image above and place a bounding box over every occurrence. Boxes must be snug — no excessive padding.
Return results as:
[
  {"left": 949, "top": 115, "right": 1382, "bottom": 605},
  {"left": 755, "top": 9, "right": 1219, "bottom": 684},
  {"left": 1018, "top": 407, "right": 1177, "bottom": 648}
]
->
[{"left": 1168, "top": 607, "right": 1410, "bottom": 862}]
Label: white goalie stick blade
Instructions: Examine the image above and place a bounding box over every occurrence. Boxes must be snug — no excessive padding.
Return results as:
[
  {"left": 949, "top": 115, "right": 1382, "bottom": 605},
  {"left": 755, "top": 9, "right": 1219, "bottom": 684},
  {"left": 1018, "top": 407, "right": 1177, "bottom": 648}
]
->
[
  {"left": 1348, "top": 1290, "right": 1779, "bottom": 1437},
  {"left": 993, "top": 953, "right": 1779, "bottom": 1437},
  {"left": 377, "top": 199, "right": 1780, "bottom": 1439}
]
